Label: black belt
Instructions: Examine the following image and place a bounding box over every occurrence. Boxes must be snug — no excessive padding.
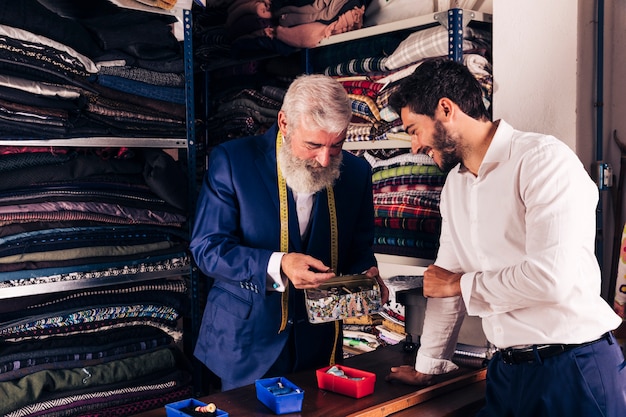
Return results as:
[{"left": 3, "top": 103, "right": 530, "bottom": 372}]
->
[{"left": 499, "top": 332, "right": 612, "bottom": 365}]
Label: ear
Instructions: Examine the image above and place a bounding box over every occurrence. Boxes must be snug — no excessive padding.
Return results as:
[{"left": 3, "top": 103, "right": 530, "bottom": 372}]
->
[
  {"left": 277, "top": 110, "right": 288, "bottom": 135},
  {"left": 438, "top": 98, "right": 454, "bottom": 121}
]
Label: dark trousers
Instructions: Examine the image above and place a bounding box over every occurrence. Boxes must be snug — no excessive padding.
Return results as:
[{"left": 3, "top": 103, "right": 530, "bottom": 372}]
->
[{"left": 476, "top": 333, "right": 626, "bottom": 417}]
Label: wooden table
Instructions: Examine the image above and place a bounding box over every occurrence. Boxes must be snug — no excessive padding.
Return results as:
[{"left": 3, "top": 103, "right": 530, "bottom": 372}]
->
[{"left": 134, "top": 344, "right": 486, "bottom": 417}]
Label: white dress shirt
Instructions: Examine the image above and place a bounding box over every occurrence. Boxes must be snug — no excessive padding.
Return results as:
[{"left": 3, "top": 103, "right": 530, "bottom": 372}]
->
[{"left": 415, "top": 120, "right": 621, "bottom": 374}]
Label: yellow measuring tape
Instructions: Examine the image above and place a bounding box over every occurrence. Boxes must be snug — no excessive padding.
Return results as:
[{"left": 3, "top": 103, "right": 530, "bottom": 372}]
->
[{"left": 276, "top": 131, "right": 340, "bottom": 365}]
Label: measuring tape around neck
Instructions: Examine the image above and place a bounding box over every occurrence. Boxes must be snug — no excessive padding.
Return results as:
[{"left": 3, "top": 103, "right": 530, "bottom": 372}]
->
[{"left": 275, "top": 130, "right": 340, "bottom": 364}]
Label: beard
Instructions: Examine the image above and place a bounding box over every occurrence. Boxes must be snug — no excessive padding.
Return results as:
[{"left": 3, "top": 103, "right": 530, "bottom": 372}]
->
[
  {"left": 433, "top": 120, "right": 463, "bottom": 173},
  {"left": 278, "top": 137, "right": 343, "bottom": 194}
]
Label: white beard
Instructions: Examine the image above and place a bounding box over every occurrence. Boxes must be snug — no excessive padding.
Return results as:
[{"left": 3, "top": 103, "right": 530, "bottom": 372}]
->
[{"left": 277, "top": 141, "right": 343, "bottom": 194}]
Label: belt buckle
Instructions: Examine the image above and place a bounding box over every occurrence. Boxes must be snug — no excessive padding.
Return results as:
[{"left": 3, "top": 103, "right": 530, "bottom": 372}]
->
[{"left": 501, "top": 348, "right": 515, "bottom": 364}]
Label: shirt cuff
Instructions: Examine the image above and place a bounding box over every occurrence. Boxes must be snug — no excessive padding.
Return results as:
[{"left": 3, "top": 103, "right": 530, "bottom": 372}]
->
[
  {"left": 414, "top": 351, "right": 459, "bottom": 375},
  {"left": 267, "top": 252, "right": 287, "bottom": 292}
]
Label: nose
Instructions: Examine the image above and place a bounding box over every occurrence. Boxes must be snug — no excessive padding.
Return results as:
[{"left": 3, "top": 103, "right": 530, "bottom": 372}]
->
[
  {"left": 410, "top": 134, "right": 421, "bottom": 154},
  {"left": 315, "top": 148, "right": 332, "bottom": 167}
]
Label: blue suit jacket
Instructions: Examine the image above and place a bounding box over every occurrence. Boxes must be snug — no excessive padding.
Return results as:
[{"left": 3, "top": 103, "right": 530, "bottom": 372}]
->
[{"left": 190, "top": 125, "right": 377, "bottom": 389}]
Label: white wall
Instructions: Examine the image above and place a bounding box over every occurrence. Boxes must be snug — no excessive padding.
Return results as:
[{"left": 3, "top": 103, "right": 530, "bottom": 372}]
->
[
  {"left": 491, "top": 1, "right": 579, "bottom": 148},
  {"left": 476, "top": 1, "right": 626, "bottom": 298}
]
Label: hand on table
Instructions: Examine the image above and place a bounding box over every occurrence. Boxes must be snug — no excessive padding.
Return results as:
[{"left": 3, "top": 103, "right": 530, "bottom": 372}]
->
[{"left": 385, "top": 365, "right": 434, "bottom": 386}]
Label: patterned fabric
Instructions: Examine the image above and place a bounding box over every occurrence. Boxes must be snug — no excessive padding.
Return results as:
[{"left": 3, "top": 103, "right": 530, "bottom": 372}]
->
[
  {"left": 1, "top": 349, "right": 186, "bottom": 417},
  {"left": 373, "top": 190, "right": 441, "bottom": 210},
  {"left": 0, "top": 253, "right": 189, "bottom": 288},
  {"left": 374, "top": 216, "right": 441, "bottom": 233},
  {"left": 373, "top": 173, "right": 446, "bottom": 190},
  {"left": 323, "top": 56, "right": 387, "bottom": 76},
  {"left": 349, "top": 93, "right": 381, "bottom": 123},
  {"left": 341, "top": 80, "right": 385, "bottom": 99},
  {"left": 383, "top": 25, "right": 490, "bottom": 70},
  {"left": 374, "top": 203, "right": 439, "bottom": 219}
]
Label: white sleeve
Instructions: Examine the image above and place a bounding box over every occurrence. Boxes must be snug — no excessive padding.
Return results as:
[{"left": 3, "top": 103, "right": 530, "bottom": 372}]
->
[
  {"left": 414, "top": 295, "right": 465, "bottom": 374},
  {"left": 267, "top": 252, "right": 287, "bottom": 292}
]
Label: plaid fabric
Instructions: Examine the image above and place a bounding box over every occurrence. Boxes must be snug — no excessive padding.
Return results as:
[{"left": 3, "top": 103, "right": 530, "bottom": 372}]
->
[
  {"left": 346, "top": 122, "right": 375, "bottom": 142},
  {"left": 374, "top": 203, "right": 439, "bottom": 218},
  {"left": 350, "top": 93, "right": 381, "bottom": 123},
  {"left": 374, "top": 216, "right": 441, "bottom": 233},
  {"left": 375, "top": 183, "right": 443, "bottom": 194},
  {"left": 383, "top": 26, "right": 489, "bottom": 71},
  {"left": 376, "top": 83, "right": 400, "bottom": 109},
  {"left": 373, "top": 190, "right": 440, "bottom": 209},
  {"left": 341, "top": 80, "right": 385, "bottom": 99},
  {"left": 373, "top": 174, "right": 446, "bottom": 190}
]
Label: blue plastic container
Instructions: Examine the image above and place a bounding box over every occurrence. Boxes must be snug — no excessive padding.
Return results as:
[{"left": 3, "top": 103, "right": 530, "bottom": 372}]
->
[
  {"left": 165, "top": 398, "right": 228, "bottom": 417},
  {"left": 255, "top": 377, "right": 304, "bottom": 414}
]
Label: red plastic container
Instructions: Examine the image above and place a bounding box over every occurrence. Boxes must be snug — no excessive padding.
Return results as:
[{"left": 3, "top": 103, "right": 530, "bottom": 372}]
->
[{"left": 316, "top": 365, "right": 376, "bottom": 398}]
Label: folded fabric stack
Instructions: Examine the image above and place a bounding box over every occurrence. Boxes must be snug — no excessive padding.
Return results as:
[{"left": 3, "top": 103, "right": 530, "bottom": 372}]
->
[
  {"left": 362, "top": 151, "right": 445, "bottom": 260},
  {"left": 320, "top": 23, "right": 492, "bottom": 144},
  {"left": 0, "top": 146, "right": 193, "bottom": 416},
  {"left": 0, "top": 0, "right": 188, "bottom": 140},
  {"left": 0, "top": 279, "right": 193, "bottom": 417}
]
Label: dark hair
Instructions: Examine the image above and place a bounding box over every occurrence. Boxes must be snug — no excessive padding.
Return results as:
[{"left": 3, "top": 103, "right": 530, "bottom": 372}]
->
[{"left": 389, "top": 58, "right": 490, "bottom": 121}]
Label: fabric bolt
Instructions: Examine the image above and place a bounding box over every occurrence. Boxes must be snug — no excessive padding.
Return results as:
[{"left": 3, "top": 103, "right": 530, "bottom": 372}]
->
[
  {"left": 88, "top": 82, "right": 187, "bottom": 121},
  {"left": 0, "top": 201, "right": 186, "bottom": 226},
  {"left": 324, "top": 56, "right": 387, "bottom": 77},
  {"left": 374, "top": 235, "right": 439, "bottom": 249},
  {"left": 0, "top": 252, "right": 189, "bottom": 287},
  {"left": 96, "top": 74, "right": 185, "bottom": 105},
  {"left": 0, "top": 37, "right": 91, "bottom": 82},
  {"left": 0, "top": 83, "right": 84, "bottom": 111},
  {"left": 17, "top": 278, "right": 187, "bottom": 316},
  {"left": 349, "top": 93, "right": 382, "bottom": 123},
  {"left": 374, "top": 216, "right": 441, "bottom": 234},
  {"left": 0, "top": 150, "right": 74, "bottom": 173},
  {"left": 373, "top": 190, "right": 441, "bottom": 209},
  {"left": 0, "top": 241, "right": 177, "bottom": 265},
  {"left": 374, "top": 204, "right": 440, "bottom": 219},
  {"left": 0, "top": 323, "right": 172, "bottom": 359},
  {"left": 383, "top": 26, "right": 490, "bottom": 70},
  {"left": 0, "top": 304, "right": 180, "bottom": 339},
  {"left": 9, "top": 373, "right": 192, "bottom": 417},
  {"left": 97, "top": 65, "right": 185, "bottom": 87},
  {"left": 0, "top": 149, "right": 188, "bottom": 212},
  {"left": 0, "top": 225, "right": 187, "bottom": 258},
  {"left": 0, "top": 348, "right": 180, "bottom": 416},
  {"left": 365, "top": 151, "right": 436, "bottom": 170},
  {"left": 372, "top": 164, "right": 445, "bottom": 182},
  {"left": 0, "top": 25, "right": 99, "bottom": 75}
]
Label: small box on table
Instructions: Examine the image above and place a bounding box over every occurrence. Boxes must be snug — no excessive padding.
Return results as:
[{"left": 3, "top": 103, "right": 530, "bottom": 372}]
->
[
  {"left": 316, "top": 365, "right": 376, "bottom": 398},
  {"left": 255, "top": 376, "right": 304, "bottom": 414},
  {"left": 165, "top": 398, "right": 228, "bottom": 417}
]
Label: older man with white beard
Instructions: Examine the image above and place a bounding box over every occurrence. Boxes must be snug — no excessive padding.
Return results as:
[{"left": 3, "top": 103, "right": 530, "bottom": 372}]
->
[{"left": 190, "top": 74, "right": 388, "bottom": 391}]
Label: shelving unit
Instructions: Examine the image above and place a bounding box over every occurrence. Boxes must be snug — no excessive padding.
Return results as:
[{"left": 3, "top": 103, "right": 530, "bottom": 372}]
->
[
  {"left": 0, "top": 3, "right": 201, "bottom": 415},
  {"left": 0, "top": 8, "right": 198, "bottom": 299}
]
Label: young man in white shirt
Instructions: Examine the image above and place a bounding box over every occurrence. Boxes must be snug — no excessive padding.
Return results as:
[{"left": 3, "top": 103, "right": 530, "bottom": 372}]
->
[{"left": 385, "top": 58, "right": 626, "bottom": 417}]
